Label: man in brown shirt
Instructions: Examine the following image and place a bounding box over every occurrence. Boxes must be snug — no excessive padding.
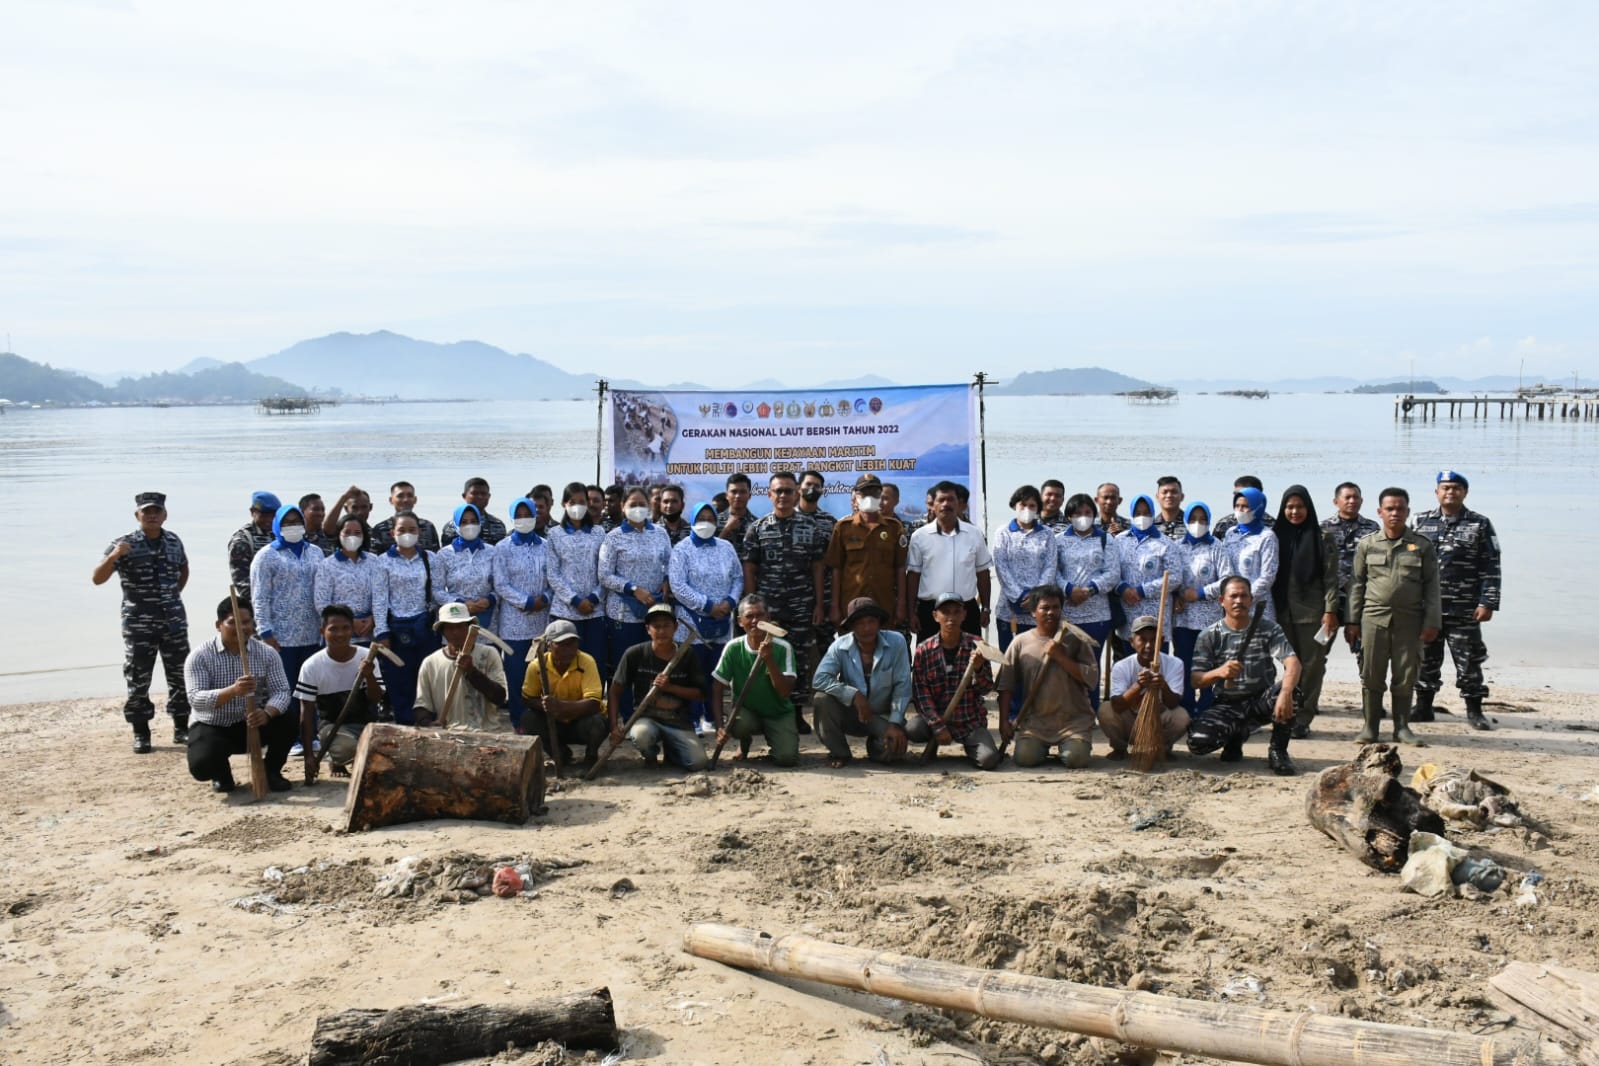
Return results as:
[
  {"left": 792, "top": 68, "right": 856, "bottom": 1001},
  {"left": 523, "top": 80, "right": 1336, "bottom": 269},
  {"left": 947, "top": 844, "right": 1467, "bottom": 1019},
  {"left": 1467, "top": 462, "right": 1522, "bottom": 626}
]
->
[
  {"left": 998, "top": 584, "right": 1100, "bottom": 768},
  {"left": 824, "top": 478, "right": 908, "bottom": 627}
]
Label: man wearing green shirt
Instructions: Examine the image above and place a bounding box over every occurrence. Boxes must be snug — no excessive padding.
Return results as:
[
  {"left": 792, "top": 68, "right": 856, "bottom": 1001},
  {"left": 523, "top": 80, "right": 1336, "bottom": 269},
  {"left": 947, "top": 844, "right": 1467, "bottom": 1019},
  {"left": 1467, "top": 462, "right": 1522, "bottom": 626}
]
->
[{"left": 712, "top": 595, "right": 800, "bottom": 766}]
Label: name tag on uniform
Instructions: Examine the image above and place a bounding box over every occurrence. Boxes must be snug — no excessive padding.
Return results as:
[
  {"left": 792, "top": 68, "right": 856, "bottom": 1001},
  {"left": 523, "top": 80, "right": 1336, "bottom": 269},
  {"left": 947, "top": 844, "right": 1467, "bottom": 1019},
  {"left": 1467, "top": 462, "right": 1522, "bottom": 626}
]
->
[{"left": 1406, "top": 544, "right": 1418, "bottom": 551}]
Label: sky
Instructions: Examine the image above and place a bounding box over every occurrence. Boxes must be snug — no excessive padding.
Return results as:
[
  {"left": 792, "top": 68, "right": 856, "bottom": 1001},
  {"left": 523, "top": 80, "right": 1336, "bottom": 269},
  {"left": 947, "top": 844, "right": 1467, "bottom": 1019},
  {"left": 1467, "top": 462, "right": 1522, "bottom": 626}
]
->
[{"left": 3, "top": 1, "right": 1598, "bottom": 385}]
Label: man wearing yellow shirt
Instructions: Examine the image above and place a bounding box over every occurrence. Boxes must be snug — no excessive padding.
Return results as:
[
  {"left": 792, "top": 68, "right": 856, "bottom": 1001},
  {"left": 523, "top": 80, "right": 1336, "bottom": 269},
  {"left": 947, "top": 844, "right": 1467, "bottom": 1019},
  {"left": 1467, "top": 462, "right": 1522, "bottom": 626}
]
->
[{"left": 521, "top": 619, "right": 610, "bottom": 765}]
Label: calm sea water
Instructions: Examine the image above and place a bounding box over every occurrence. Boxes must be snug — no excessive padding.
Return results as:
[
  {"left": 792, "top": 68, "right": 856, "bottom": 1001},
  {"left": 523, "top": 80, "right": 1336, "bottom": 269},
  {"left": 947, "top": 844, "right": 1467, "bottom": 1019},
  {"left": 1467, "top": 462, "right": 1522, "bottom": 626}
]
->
[{"left": 2, "top": 393, "right": 1592, "bottom": 704}]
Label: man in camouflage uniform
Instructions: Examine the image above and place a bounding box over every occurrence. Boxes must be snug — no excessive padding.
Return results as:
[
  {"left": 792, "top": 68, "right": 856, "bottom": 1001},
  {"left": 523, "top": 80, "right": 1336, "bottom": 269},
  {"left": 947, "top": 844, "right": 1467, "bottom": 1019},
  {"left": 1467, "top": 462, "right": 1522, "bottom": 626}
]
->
[
  {"left": 94, "top": 492, "right": 191, "bottom": 753},
  {"left": 1321, "top": 481, "right": 1380, "bottom": 670},
  {"left": 1346, "top": 486, "right": 1441, "bottom": 745},
  {"left": 743, "top": 471, "right": 826, "bottom": 731},
  {"left": 1413, "top": 471, "right": 1501, "bottom": 731},
  {"left": 228, "top": 490, "right": 279, "bottom": 599},
  {"left": 797, "top": 469, "right": 838, "bottom": 679}
]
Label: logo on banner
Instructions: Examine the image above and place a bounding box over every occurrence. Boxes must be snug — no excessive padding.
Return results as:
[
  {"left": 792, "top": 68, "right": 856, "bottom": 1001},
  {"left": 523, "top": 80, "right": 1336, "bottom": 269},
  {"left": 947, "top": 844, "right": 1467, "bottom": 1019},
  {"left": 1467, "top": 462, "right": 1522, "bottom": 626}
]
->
[
  {"left": 757, "top": 402, "right": 772, "bottom": 418},
  {"left": 854, "top": 398, "right": 867, "bottom": 414},
  {"left": 869, "top": 396, "right": 883, "bottom": 414},
  {"left": 724, "top": 402, "right": 738, "bottom": 418}
]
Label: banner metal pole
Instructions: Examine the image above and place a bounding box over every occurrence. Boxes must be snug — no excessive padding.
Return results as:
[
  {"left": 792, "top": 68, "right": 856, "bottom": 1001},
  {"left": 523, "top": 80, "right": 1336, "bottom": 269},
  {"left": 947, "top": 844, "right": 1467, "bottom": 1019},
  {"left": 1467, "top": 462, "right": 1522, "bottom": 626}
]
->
[
  {"left": 594, "top": 378, "right": 608, "bottom": 484},
  {"left": 975, "top": 371, "right": 990, "bottom": 536}
]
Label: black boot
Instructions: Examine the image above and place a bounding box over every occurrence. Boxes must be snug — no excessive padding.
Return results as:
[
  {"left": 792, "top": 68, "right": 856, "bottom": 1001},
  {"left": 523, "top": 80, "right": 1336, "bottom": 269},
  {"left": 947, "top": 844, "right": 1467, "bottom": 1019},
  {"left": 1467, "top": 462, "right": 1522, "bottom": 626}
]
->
[
  {"left": 1412, "top": 689, "right": 1435, "bottom": 723},
  {"left": 132, "top": 722, "right": 153, "bottom": 754},
  {"left": 1466, "top": 699, "right": 1493, "bottom": 731},
  {"left": 1267, "top": 722, "right": 1297, "bottom": 776},
  {"left": 172, "top": 716, "right": 189, "bottom": 746},
  {"left": 1219, "top": 733, "right": 1245, "bottom": 763}
]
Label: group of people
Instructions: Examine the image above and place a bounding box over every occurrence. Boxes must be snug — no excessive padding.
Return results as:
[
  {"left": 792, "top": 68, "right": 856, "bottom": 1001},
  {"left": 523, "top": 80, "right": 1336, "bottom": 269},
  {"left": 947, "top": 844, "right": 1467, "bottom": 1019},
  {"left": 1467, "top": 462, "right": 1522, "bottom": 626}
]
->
[{"left": 95, "top": 465, "right": 1501, "bottom": 793}]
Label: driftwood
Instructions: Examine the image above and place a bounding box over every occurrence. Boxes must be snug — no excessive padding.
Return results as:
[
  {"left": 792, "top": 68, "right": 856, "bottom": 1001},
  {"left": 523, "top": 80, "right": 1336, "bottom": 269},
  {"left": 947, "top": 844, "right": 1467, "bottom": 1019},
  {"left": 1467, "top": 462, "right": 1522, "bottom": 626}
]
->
[
  {"left": 683, "top": 923, "right": 1540, "bottom": 1066},
  {"left": 1491, "top": 961, "right": 1599, "bottom": 1066},
  {"left": 342, "top": 723, "right": 545, "bottom": 832},
  {"left": 308, "top": 988, "right": 619, "bottom": 1066},
  {"left": 1306, "top": 743, "right": 1445, "bottom": 872}
]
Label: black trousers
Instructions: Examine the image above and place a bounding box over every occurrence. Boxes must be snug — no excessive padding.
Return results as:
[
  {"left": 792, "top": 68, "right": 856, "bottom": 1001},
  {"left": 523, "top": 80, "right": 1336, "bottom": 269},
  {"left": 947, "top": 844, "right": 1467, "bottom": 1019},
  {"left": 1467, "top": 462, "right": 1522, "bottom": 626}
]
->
[
  {"left": 915, "top": 598, "right": 982, "bottom": 642},
  {"left": 186, "top": 712, "right": 300, "bottom": 781}
]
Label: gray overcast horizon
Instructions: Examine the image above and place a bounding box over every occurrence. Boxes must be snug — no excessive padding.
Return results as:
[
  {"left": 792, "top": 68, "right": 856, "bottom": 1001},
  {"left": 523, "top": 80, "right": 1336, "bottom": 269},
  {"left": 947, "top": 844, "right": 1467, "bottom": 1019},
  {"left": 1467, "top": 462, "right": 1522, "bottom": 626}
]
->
[{"left": 3, "top": 1, "right": 1597, "bottom": 384}]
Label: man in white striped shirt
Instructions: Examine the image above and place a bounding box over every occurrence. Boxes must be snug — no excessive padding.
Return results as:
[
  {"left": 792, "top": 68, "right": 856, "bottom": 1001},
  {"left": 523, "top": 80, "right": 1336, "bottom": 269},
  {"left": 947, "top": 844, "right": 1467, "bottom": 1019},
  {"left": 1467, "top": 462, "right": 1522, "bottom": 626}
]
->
[{"left": 183, "top": 597, "right": 295, "bottom": 794}]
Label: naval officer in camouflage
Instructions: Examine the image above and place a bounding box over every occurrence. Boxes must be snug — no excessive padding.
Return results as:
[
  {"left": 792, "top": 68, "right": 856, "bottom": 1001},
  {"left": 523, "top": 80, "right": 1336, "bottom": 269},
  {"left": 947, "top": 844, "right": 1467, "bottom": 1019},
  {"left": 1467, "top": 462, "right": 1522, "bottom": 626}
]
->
[
  {"left": 743, "top": 471, "right": 827, "bottom": 730},
  {"left": 93, "top": 492, "right": 192, "bottom": 753},
  {"left": 1412, "top": 470, "right": 1501, "bottom": 731},
  {"left": 228, "top": 490, "right": 279, "bottom": 599},
  {"left": 1345, "top": 487, "right": 1441, "bottom": 745}
]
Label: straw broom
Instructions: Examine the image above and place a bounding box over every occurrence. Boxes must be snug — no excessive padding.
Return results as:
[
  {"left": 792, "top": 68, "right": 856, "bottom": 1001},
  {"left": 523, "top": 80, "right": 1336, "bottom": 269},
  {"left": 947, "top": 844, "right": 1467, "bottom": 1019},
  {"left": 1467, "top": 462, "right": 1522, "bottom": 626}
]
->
[{"left": 1129, "top": 572, "right": 1170, "bottom": 773}]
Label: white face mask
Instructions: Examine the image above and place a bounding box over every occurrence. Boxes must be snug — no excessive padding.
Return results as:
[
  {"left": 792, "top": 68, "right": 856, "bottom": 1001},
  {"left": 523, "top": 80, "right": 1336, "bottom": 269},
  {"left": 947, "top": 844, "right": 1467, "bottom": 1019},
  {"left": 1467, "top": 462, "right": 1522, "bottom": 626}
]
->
[
  {"left": 565, "top": 503, "right": 588, "bottom": 522},
  {"left": 693, "top": 520, "right": 717, "bottom": 539},
  {"left": 1236, "top": 508, "right": 1254, "bottom": 525},
  {"left": 1015, "top": 507, "right": 1038, "bottom": 525},
  {"left": 1187, "top": 521, "right": 1208, "bottom": 539},
  {"left": 340, "top": 534, "right": 364, "bottom": 553},
  {"left": 513, "top": 517, "right": 538, "bottom": 534},
  {"left": 858, "top": 495, "right": 882, "bottom": 514},
  {"left": 280, "top": 525, "right": 305, "bottom": 544},
  {"left": 1131, "top": 515, "right": 1154, "bottom": 532},
  {"left": 458, "top": 523, "right": 481, "bottom": 541},
  {"left": 395, "top": 532, "right": 420, "bottom": 549},
  {"left": 626, "top": 505, "right": 651, "bottom": 525},
  {"left": 1072, "top": 514, "right": 1095, "bottom": 533}
]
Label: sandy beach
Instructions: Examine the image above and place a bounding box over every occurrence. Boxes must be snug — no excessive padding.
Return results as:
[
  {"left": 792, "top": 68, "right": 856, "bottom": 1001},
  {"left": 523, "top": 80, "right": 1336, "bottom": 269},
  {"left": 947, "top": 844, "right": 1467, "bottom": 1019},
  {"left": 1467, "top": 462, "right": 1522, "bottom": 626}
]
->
[{"left": 2, "top": 680, "right": 1595, "bottom": 1066}]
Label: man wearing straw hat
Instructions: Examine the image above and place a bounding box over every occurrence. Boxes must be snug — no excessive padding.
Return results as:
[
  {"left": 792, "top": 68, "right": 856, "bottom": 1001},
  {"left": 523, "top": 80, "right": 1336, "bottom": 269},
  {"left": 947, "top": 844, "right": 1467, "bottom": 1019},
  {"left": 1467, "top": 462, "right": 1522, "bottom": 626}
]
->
[
  {"left": 1102, "top": 614, "right": 1190, "bottom": 760},
  {"left": 414, "top": 602, "right": 508, "bottom": 731}
]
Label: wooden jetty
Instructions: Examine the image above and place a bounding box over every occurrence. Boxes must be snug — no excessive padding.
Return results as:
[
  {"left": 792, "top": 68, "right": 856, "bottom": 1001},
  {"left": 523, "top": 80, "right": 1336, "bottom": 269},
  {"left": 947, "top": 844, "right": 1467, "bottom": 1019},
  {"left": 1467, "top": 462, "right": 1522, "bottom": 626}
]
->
[
  {"left": 258, "top": 396, "right": 326, "bottom": 415},
  {"left": 1120, "top": 387, "right": 1178, "bottom": 405},
  {"left": 1396, "top": 392, "right": 1599, "bottom": 421}
]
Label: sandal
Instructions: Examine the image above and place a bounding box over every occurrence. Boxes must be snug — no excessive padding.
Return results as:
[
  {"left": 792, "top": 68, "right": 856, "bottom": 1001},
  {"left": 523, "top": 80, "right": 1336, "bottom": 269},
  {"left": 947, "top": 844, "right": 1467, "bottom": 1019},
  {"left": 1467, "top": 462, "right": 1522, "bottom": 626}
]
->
[{"left": 826, "top": 758, "right": 848, "bottom": 769}]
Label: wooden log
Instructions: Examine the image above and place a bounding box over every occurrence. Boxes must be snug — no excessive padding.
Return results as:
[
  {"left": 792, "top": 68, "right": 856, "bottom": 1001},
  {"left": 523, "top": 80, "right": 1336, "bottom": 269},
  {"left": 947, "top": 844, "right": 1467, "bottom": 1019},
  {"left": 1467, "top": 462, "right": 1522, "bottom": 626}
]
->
[
  {"left": 308, "top": 988, "right": 619, "bottom": 1066},
  {"left": 1491, "top": 962, "right": 1599, "bottom": 1066},
  {"left": 342, "top": 723, "right": 545, "bottom": 832},
  {"left": 682, "top": 924, "right": 1540, "bottom": 1066},
  {"left": 1304, "top": 743, "right": 1445, "bottom": 872}
]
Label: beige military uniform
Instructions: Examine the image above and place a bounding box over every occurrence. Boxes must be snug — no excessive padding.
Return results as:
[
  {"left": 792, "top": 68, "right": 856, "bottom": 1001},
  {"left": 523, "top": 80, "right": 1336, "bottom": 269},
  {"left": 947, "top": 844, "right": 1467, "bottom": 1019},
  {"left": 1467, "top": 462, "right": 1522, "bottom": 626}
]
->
[{"left": 1348, "top": 531, "right": 1441, "bottom": 697}]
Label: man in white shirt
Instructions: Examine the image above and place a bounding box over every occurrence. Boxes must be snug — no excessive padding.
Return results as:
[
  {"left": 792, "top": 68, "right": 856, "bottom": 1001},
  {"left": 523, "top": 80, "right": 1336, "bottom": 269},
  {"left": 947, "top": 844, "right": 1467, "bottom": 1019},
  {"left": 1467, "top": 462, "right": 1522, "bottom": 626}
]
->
[
  {"left": 905, "top": 481, "right": 993, "bottom": 641},
  {"left": 295, "top": 605, "right": 386, "bottom": 776},
  {"left": 1100, "top": 614, "right": 1190, "bottom": 759}
]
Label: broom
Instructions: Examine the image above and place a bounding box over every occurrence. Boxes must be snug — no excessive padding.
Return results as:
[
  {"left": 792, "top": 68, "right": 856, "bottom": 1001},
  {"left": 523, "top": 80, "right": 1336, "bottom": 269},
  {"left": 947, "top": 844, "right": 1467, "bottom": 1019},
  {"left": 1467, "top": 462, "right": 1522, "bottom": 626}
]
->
[{"left": 1129, "top": 572, "right": 1171, "bottom": 773}]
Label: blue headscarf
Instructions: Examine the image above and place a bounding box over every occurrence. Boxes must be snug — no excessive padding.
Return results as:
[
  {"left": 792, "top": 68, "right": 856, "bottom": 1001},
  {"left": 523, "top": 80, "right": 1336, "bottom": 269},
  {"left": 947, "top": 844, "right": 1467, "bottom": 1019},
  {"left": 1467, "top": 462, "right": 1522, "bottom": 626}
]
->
[
  {"left": 271, "top": 504, "right": 307, "bottom": 556},
  {"left": 507, "top": 497, "right": 541, "bottom": 546},
  {"left": 451, "top": 503, "right": 486, "bottom": 551},
  {"left": 1127, "top": 493, "right": 1160, "bottom": 541},
  {"left": 688, "top": 501, "right": 720, "bottom": 545},
  {"left": 1183, "top": 502, "right": 1214, "bottom": 545},
  {"left": 1232, "top": 487, "right": 1267, "bottom": 535}
]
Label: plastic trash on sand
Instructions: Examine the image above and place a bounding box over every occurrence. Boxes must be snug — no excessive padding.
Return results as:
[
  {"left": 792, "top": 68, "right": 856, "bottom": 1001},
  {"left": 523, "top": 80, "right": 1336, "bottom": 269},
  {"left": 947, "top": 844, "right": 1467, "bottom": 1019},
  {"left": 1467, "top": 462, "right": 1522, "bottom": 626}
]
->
[{"left": 1399, "top": 831, "right": 1467, "bottom": 897}]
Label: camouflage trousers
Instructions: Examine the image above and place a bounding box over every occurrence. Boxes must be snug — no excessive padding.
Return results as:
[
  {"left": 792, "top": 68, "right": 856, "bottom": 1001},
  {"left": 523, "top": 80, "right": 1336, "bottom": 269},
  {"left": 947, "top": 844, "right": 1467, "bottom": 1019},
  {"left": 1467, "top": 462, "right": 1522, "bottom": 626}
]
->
[
  {"left": 1417, "top": 617, "right": 1489, "bottom": 701},
  {"left": 124, "top": 629, "right": 192, "bottom": 724}
]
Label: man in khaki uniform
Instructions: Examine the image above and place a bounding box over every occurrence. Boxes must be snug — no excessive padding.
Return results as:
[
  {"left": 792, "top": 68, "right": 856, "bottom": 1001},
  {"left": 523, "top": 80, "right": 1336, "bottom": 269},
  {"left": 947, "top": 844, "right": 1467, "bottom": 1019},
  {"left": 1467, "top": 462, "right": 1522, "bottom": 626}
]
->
[
  {"left": 1345, "top": 487, "right": 1441, "bottom": 745},
  {"left": 825, "top": 477, "right": 908, "bottom": 627}
]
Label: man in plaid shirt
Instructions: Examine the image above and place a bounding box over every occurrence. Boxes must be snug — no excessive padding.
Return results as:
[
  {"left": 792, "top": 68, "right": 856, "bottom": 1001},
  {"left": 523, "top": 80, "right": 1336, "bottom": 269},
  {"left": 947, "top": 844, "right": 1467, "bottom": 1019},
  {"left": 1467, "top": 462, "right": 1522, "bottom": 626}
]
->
[{"left": 906, "top": 593, "right": 1001, "bottom": 769}]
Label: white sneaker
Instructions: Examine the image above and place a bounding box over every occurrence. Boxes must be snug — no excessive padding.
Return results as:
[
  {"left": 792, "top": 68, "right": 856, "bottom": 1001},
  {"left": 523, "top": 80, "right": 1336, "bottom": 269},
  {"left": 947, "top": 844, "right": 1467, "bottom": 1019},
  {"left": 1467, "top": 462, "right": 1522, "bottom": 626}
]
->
[{"left": 289, "top": 742, "right": 305, "bottom": 756}]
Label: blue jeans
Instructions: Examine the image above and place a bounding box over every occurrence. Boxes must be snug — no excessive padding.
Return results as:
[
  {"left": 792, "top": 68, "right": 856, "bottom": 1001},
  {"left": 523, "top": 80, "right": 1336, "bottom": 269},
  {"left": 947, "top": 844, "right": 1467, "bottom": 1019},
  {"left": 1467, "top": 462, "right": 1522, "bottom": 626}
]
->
[
  {"left": 384, "top": 613, "right": 438, "bottom": 724},
  {"left": 690, "top": 642, "right": 725, "bottom": 729},
  {"left": 568, "top": 616, "right": 607, "bottom": 680},
  {"left": 997, "top": 620, "right": 1035, "bottom": 717},
  {"left": 1071, "top": 618, "right": 1112, "bottom": 712},
  {"left": 503, "top": 638, "right": 533, "bottom": 730},
  {"left": 1172, "top": 627, "right": 1213, "bottom": 716},
  {"left": 608, "top": 620, "right": 647, "bottom": 679},
  {"left": 627, "top": 718, "right": 708, "bottom": 771}
]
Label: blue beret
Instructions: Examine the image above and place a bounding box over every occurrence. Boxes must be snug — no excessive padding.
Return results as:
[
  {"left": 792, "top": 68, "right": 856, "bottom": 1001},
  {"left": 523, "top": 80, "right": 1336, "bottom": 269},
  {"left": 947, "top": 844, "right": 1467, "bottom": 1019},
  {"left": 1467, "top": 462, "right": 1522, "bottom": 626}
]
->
[
  {"left": 1435, "top": 470, "right": 1468, "bottom": 488},
  {"left": 251, "top": 491, "right": 282, "bottom": 512}
]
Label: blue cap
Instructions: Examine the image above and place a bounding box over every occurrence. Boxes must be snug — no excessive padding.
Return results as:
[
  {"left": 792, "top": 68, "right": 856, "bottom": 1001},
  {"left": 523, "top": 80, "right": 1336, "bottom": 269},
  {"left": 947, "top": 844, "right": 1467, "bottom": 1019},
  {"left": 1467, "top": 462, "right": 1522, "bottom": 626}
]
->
[
  {"left": 251, "top": 491, "right": 282, "bottom": 512},
  {"left": 1435, "top": 470, "right": 1468, "bottom": 488}
]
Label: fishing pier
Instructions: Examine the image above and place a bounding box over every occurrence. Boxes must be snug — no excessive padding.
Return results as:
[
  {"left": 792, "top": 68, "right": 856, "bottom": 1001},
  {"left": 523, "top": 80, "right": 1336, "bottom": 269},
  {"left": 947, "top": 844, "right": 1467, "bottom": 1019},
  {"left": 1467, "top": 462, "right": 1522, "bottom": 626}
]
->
[{"left": 1396, "top": 392, "right": 1599, "bottom": 422}]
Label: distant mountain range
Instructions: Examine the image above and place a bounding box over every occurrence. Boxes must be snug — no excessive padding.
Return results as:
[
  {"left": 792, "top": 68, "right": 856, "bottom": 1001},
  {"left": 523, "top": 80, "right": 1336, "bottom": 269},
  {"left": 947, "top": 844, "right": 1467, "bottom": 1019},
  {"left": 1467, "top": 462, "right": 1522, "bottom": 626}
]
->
[
  {"left": 0, "top": 353, "right": 306, "bottom": 404},
  {"left": 990, "top": 367, "right": 1159, "bottom": 395}
]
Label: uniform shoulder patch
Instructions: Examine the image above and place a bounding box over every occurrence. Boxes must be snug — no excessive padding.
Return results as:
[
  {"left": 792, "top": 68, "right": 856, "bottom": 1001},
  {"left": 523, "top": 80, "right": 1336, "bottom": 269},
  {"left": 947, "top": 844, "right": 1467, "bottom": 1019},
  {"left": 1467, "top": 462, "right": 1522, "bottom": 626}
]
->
[{"left": 1406, "top": 543, "right": 1418, "bottom": 551}]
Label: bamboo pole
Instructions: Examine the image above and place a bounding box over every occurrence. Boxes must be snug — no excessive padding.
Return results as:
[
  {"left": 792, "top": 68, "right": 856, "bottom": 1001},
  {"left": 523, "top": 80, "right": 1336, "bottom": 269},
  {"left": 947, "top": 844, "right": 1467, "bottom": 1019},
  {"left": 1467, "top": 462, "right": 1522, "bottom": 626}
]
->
[
  {"left": 682, "top": 924, "right": 1540, "bottom": 1066},
  {"left": 228, "top": 586, "right": 270, "bottom": 800}
]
